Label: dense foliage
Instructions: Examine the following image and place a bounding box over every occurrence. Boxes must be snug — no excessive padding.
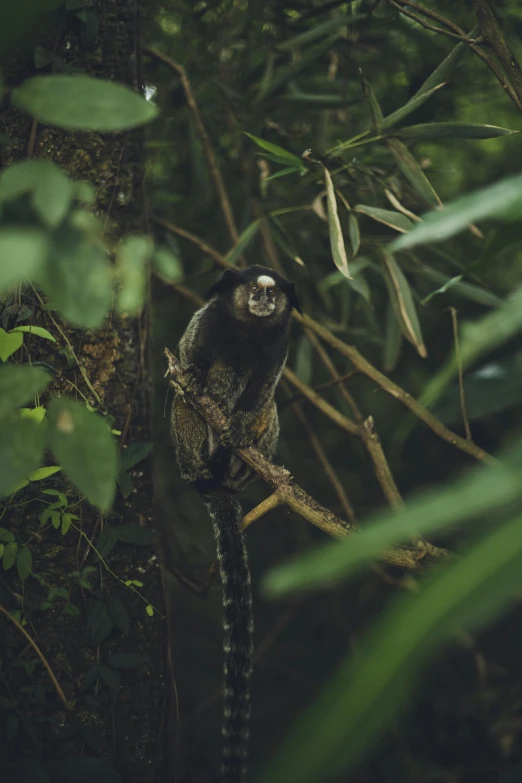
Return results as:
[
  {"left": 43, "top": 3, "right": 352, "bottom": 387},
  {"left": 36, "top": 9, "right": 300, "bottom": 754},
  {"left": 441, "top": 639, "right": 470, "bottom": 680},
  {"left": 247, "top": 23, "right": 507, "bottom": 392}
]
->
[{"left": 1, "top": 1, "right": 522, "bottom": 782}]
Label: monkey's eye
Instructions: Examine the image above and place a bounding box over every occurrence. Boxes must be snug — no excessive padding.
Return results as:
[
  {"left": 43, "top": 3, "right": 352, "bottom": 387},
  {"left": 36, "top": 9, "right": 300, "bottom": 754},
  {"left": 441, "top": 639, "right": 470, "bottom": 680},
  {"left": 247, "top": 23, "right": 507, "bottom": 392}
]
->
[
  {"left": 250, "top": 284, "right": 258, "bottom": 292},
  {"left": 267, "top": 288, "right": 275, "bottom": 295}
]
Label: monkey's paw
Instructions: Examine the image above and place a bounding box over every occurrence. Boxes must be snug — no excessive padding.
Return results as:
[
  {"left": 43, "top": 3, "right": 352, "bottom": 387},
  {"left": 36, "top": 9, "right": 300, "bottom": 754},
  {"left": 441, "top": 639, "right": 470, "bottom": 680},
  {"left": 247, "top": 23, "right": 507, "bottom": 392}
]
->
[
  {"left": 220, "top": 415, "right": 255, "bottom": 449},
  {"left": 182, "top": 365, "right": 206, "bottom": 396}
]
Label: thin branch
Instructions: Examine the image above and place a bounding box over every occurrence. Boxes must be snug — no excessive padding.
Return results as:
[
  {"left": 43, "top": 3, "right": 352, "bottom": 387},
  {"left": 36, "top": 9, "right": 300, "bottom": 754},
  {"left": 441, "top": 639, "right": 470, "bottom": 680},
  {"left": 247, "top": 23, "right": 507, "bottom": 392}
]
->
[
  {"left": 390, "top": 0, "right": 522, "bottom": 111},
  {"left": 158, "top": 219, "right": 494, "bottom": 464},
  {"left": 143, "top": 45, "right": 239, "bottom": 244},
  {"left": 472, "top": 0, "right": 522, "bottom": 106},
  {"left": 389, "top": 0, "right": 483, "bottom": 43},
  {"left": 165, "top": 348, "right": 430, "bottom": 570},
  {"left": 450, "top": 307, "right": 472, "bottom": 441},
  {"left": 0, "top": 603, "right": 71, "bottom": 713},
  {"left": 283, "top": 367, "right": 360, "bottom": 437}
]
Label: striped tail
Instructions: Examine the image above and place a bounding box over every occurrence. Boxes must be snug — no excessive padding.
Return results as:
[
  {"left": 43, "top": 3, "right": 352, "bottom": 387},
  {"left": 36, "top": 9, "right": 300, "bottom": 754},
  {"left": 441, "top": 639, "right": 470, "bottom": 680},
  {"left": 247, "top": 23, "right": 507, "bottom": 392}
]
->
[{"left": 200, "top": 489, "right": 253, "bottom": 783}]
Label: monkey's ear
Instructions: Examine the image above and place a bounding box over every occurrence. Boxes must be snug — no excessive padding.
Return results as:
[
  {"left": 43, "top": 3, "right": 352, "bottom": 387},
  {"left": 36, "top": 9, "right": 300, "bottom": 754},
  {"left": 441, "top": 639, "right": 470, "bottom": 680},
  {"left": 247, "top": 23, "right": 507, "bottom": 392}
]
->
[
  {"left": 206, "top": 268, "right": 240, "bottom": 300},
  {"left": 286, "top": 282, "right": 302, "bottom": 314}
]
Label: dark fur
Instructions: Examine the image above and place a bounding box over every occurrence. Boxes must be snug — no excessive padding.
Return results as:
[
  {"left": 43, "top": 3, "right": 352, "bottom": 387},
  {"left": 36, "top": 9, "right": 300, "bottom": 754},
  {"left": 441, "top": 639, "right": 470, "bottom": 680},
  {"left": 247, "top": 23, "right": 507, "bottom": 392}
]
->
[{"left": 170, "top": 266, "right": 299, "bottom": 783}]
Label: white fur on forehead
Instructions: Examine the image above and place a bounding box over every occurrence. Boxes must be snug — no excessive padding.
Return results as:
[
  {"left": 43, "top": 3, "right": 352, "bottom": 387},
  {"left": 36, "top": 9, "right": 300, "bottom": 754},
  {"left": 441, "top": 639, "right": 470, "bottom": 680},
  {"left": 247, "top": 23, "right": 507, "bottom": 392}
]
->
[{"left": 256, "top": 275, "right": 276, "bottom": 287}]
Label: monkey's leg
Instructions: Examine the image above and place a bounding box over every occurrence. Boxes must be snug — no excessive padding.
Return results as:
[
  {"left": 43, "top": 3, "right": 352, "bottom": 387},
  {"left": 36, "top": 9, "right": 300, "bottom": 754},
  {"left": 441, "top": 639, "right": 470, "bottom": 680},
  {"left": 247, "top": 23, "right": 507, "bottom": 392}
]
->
[{"left": 171, "top": 395, "right": 212, "bottom": 482}]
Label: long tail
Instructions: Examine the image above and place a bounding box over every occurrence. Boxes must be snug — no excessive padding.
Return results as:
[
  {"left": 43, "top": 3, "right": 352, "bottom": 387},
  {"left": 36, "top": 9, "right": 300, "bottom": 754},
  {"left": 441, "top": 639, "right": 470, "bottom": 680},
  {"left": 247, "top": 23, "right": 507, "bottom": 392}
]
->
[{"left": 200, "top": 487, "right": 253, "bottom": 783}]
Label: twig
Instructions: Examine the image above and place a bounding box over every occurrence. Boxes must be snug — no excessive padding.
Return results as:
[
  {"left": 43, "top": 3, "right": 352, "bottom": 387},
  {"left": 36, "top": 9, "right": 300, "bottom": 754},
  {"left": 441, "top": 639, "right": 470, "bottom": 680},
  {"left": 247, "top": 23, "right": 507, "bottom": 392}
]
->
[
  {"left": 143, "top": 45, "right": 239, "bottom": 244},
  {"left": 390, "top": 0, "right": 522, "bottom": 111},
  {"left": 283, "top": 367, "right": 360, "bottom": 437},
  {"left": 0, "top": 603, "right": 71, "bottom": 713},
  {"left": 471, "top": 0, "right": 522, "bottom": 107},
  {"left": 389, "top": 0, "right": 483, "bottom": 43},
  {"left": 165, "top": 347, "right": 436, "bottom": 571},
  {"left": 157, "top": 219, "right": 494, "bottom": 464},
  {"left": 449, "top": 308, "right": 472, "bottom": 441}
]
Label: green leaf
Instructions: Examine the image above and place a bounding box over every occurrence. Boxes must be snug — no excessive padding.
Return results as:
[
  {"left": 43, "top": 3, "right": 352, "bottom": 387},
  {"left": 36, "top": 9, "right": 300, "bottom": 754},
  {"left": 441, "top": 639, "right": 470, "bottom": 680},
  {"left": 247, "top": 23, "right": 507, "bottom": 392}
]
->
[
  {"left": 348, "top": 213, "right": 360, "bottom": 256},
  {"left": 277, "top": 14, "right": 366, "bottom": 51},
  {"left": 395, "top": 122, "right": 517, "bottom": 140},
  {"left": 12, "top": 75, "right": 158, "bottom": 131},
  {"left": 381, "top": 83, "right": 446, "bottom": 131},
  {"left": 0, "top": 528, "right": 15, "bottom": 543},
  {"left": 3, "top": 542, "right": 18, "bottom": 570},
  {"left": 264, "top": 442, "right": 522, "bottom": 596},
  {"left": 47, "top": 398, "right": 118, "bottom": 511},
  {"left": 120, "top": 441, "right": 153, "bottom": 471},
  {"left": 32, "top": 163, "right": 74, "bottom": 228},
  {"left": 98, "top": 664, "right": 121, "bottom": 689},
  {"left": 27, "top": 465, "right": 61, "bottom": 481},
  {"left": 11, "top": 325, "right": 56, "bottom": 342},
  {"left": 260, "top": 510, "right": 522, "bottom": 783},
  {"left": 95, "top": 525, "right": 120, "bottom": 560},
  {"left": 81, "top": 664, "right": 100, "bottom": 693},
  {"left": 151, "top": 247, "right": 182, "bottom": 282},
  {"left": 116, "top": 235, "right": 151, "bottom": 315},
  {"left": 19, "top": 406, "right": 47, "bottom": 424},
  {"left": 359, "top": 71, "right": 382, "bottom": 131},
  {"left": 86, "top": 599, "right": 114, "bottom": 645},
  {"left": 0, "top": 366, "right": 49, "bottom": 419},
  {"left": 0, "top": 418, "right": 45, "bottom": 498},
  {"left": 16, "top": 547, "right": 32, "bottom": 582},
  {"left": 391, "top": 173, "right": 522, "bottom": 252},
  {"left": 324, "top": 167, "right": 351, "bottom": 279},
  {"left": 42, "top": 227, "right": 112, "bottom": 328},
  {"left": 0, "top": 328, "right": 23, "bottom": 361},
  {"left": 355, "top": 205, "right": 414, "bottom": 233},
  {"left": 117, "top": 522, "right": 156, "bottom": 546},
  {"left": 61, "top": 513, "right": 72, "bottom": 535},
  {"left": 224, "top": 219, "right": 260, "bottom": 266},
  {"left": 421, "top": 285, "right": 522, "bottom": 408},
  {"left": 107, "top": 651, "right": 147, "bottom": 669},
  {"left": 294, "top": 336, "right": 313, "bottom": 385},
  {"left": 416, "top": 263, "right": 503, "bottom": 308},
  {"left": 381, "top": 251, "right": 426, "bottom": 358},
  {"left": 387, "top": 139, "right": 441, "bottom": 207},
  {"left": 0, "top": 230, "right": 47, "bottom": 292},
  {"left": 422, "top": 274, "right": 463, "bottom": 304},
  {"left": 255, "top": 36, "right": 340, "bottom": 102},
  {"left": 413, "top": 32, "right": 475, "bottom": 97},
  {"left": 383, "top": 301, "right": 403, "bottom": 372},
  {"left": 244, "top": 133, "right": 304, "bottom": 167},
  {"left": 145, "top": 604, "right": 154, "bottom": 617},
  {"left": 265, "top": 166, "right": 302, "bottom": 181},
  {"left": 106, "top": 595, "right": 129, "bottom": 636}
]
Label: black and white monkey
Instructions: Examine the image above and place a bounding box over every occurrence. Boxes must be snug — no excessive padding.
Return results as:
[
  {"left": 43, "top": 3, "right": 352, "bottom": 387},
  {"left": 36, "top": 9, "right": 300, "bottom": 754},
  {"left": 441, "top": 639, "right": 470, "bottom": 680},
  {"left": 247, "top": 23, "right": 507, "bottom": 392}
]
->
[{"left": 171, "top": 265, "right": 300, "bottom": 783}]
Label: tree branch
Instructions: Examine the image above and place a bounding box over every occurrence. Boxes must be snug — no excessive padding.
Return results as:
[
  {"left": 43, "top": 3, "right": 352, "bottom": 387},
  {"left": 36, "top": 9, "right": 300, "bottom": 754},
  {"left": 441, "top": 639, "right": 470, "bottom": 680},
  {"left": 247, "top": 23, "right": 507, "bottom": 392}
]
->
[{"left": 164, "top": 347, "right": 434, "bottom": 570}]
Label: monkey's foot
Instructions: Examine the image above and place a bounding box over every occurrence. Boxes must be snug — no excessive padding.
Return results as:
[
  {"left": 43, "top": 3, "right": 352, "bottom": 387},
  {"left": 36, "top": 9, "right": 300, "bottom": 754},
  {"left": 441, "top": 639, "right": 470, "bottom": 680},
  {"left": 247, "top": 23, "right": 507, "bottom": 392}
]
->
[{"left": 182, "top": 365, "right": 206, "bottom": 396}]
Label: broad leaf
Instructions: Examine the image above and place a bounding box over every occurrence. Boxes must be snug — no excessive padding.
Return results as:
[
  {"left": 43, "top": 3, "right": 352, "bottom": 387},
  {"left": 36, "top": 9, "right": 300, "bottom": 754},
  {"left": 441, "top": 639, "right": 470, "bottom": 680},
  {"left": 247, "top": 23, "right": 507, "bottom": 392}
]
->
[
  {"left": 391, "top": 173, "right": 522, "bottom": 252},
  {"left": 117, "top": 235, "right": 151, "bottom": 315},
  {"left": 12, "top": 75, "right": 158, "bottom": 131},
  {"left": 0, "top": 366, "right": 49, "bottom": 419},
  {"left": 16, "top": 546, "right": 32, "bottom": 581},
  {"left": 43, "top": 227, "right": 112, "bottom": 328},
  {"left": 0, "top": 418, "right": 45, "bottom": 497},
  {"left": 106, "top": 595, "right": 129, "bottom": 636},
  {"left": 0, "top": 229, "right": 47, "bottom": 292},
  {"left": 47, "top": 398, "right": 118, "bottom": 511},
  {"left": 86, "top": 599, "right": 114, "bottom": 645},
  {"left": 107, "top": 652, "right": 147, "bottom": 669},
  {"left": 151, "top": 247, "right": 182, "bottom": 282},
  {"left": 3, "top": 542, "right": 18, "bottom": 570},
  {"left": 0, "top": 329, "right": 23, "bottom": 361}
]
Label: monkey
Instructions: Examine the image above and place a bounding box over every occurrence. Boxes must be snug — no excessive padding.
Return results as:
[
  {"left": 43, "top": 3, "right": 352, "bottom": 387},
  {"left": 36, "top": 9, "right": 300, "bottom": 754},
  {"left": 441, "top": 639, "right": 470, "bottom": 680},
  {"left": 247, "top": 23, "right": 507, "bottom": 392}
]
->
[{"left": 170, "top": 265, "right": 301, "bottom": 783}]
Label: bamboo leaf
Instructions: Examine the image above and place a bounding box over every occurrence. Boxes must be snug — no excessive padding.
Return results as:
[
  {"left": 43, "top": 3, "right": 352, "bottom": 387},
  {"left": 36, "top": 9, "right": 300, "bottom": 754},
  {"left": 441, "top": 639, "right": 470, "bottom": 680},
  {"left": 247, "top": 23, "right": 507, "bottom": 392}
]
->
[
  {"left": 390, "top": 173, "right": 522, "bottom": 252},
  {"left": 324, "top": 167, "right": 351, "bottom": 279},
  {"left": 256, "top": 36, "right": 339, "bottom": 102},
  {"left": 277, "top": 15, "right": 366, "bottom": 51},
  {"left": 348, "top": 213, "right": 360, "bottom": 256},
  {"left": 387, "top": 139, "right": 441, "bottom": 207},
  {"left": 260, "top": 508, "right": 522, "bottom": 783},
  {"left": 224, "top": 219, "right": 260, "bottom": 266},
  {"left": 359, "top": 70, "right": 382, "bottom": 131},
  {"left": 355, "top": 205, "right": 414, "bottom": 233},
  {"left": 381, "top": 251, "right": 426, "bottom": 358},
  {"left": 395, "top": 122, "right": 517, "bottom": 140},
  {"left": 381, "top": 83, "right": 446, "bottom": 131},
  {"left": 244, "top": 133, "right": 304, "bottom": 167},
  {"left": 414, "top": 31, "right": 476, "bottom": 97}
]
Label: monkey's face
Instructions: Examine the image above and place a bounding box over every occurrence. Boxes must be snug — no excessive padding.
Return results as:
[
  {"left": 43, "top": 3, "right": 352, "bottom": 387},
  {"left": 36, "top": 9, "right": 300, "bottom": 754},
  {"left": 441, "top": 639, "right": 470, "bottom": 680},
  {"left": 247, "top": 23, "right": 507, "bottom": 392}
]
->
[
  {"left": 208, "top": 266, "right": 301, "bottom": 322},
  {"left": 245, "top": 274, "right": 277, "bottom": 317}
]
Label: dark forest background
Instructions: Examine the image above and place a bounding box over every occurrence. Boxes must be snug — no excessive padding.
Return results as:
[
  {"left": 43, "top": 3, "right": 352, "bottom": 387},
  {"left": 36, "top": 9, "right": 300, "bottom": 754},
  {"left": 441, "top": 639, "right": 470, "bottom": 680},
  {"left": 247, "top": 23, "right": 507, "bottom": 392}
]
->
[{"left": 1, "top": 1, "right": 522, "bottom": 782}]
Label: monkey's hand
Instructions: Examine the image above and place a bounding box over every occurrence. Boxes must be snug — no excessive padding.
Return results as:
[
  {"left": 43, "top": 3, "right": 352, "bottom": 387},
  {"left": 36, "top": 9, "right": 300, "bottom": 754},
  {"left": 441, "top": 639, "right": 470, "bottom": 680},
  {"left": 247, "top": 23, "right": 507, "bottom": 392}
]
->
[
  {"left": 220, "top": 412, "right": 256, "bottom": 449},
  {"left": 182, "top": 364, "right": 206, "bottom": 396}
]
